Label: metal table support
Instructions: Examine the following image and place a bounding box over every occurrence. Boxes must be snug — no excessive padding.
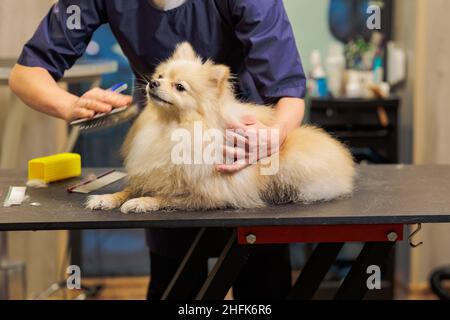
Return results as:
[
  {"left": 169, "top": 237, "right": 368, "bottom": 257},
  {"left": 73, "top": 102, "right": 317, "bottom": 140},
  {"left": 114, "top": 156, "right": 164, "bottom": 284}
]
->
[{"left": 163, "top": 224, "right": 403, "bottom": 300}]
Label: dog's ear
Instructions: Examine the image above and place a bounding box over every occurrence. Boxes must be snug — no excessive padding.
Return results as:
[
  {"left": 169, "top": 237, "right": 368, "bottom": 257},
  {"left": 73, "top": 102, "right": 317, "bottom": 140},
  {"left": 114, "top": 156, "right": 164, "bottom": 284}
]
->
[
  {"left": 172, "top": 42, "right": 197, "bottom": 61},
  {"left": 209, "top": 65, "right": 230, "bottom": 90}
]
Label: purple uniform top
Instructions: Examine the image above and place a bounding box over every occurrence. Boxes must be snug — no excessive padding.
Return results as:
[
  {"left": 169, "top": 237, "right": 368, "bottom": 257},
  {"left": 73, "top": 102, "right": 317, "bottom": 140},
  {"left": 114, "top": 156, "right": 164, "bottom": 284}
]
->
[
  {"left": 18, "top": 0, "right": 307, "bottom": 255},
  {"left": 18, "top": 0, "right": 306, "bottom": 105}
]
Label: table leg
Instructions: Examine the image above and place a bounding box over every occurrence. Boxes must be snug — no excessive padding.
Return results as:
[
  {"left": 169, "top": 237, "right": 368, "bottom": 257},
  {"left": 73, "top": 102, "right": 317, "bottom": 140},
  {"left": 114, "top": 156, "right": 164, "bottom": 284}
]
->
[
  {"left": 288, "top": 243, "right": 344, "bottom": 300},
  {"left": 162, "top": 228, "right": 231, "bottom": 300},
  {"left": 196, "top": 230, "right": 254, "bottom": 300},
  {"left": 335, "top": 242, "right": 395, "bottom": 300}
]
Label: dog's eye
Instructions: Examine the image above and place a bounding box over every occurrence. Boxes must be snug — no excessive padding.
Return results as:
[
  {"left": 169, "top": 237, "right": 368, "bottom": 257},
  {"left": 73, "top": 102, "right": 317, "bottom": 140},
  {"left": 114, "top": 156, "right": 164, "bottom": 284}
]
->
[
  {"left": 158, "top": 75, "right": 163, "bottom": 79},
  {"left": 175, "top": 83, "right": 186, "bottom": 92}
]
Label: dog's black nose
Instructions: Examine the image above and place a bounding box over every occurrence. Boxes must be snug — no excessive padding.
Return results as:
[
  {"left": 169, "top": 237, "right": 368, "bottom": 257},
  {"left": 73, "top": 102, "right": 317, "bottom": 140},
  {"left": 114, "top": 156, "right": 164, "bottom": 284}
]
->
[{"left": 149, "top": 80, "right": 160, "bottom": 89}]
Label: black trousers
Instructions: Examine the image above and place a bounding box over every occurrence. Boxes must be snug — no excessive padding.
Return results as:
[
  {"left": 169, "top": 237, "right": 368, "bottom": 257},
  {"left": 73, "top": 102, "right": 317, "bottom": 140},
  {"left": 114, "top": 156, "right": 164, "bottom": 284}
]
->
[{"left": 147, "top": 228, "right": 292, "bottom": 300}]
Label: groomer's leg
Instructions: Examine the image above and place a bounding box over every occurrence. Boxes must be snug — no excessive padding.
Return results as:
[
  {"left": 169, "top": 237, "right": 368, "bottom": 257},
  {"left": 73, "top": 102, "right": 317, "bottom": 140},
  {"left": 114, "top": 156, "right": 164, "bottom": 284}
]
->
[
  {"left": 233, "top": 244, "right": 292, "bottom": 300},
  {"left": 146, "top": 228, "right": 208, "bottom": 300}
]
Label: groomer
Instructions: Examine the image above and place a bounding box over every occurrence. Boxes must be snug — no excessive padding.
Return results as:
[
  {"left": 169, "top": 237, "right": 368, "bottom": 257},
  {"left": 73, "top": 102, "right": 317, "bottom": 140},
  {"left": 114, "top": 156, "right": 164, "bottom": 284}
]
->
[{"left": 9, "top": 0, "right": 306, "bottom": 299}]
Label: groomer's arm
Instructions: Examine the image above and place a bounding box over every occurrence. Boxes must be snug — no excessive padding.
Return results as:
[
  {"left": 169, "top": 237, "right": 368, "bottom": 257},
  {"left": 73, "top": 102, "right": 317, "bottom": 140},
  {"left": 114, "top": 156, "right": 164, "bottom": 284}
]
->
[
  {"left": 9, "top": 64, "right": 132, "bottom": 122},
  {"left": 273, "top": 97, "right": 305, "bottom": 143},
  {"left": 232, "top": 0, "right": 307, "bottom": 142},
  {"left": 11, "top": 0, "right": 132, "bottom": 122}
]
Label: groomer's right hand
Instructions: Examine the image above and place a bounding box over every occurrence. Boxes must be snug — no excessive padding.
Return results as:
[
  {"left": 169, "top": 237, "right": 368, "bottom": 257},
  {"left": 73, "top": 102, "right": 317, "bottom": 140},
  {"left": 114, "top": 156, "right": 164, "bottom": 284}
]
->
[{"left": 67, "top": 87, "right": 132, "bottom": 122}]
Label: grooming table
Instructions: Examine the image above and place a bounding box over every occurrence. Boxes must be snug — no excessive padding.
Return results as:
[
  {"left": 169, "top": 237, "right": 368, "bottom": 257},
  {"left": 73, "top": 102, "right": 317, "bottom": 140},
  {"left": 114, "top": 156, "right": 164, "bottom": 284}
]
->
[{"left": 1, "top": 165, "right": 450, "bottom": 300}]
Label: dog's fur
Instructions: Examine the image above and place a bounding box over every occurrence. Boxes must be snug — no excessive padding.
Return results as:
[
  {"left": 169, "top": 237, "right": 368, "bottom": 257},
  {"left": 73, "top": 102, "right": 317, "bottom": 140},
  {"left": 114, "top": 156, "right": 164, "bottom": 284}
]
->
[{"left": 86, "top": 43, "right": 356, "bottom": 214}]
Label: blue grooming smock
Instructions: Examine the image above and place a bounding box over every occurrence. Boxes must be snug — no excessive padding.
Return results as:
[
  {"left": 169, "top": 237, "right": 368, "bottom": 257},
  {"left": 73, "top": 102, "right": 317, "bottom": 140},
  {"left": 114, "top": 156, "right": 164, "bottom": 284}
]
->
[{"left": 18, "top": 0, "right": 306, "bottom": 105}]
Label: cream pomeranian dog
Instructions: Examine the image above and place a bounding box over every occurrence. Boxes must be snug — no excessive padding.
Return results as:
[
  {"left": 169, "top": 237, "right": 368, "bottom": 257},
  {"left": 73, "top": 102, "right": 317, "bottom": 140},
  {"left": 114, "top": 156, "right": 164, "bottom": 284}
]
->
[{"left": 86, "top": 43, "right": 355, "bottom": 214}]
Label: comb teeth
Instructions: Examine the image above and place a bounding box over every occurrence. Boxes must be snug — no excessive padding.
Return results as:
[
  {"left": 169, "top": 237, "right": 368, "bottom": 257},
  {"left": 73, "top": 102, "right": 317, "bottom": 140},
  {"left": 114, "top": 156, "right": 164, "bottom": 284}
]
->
[
  {"left": 77, "top": 105, "right": 139, "bottom": 132},
  {"left": 80, "top": 119, "right": 108, "bottom": 130}
]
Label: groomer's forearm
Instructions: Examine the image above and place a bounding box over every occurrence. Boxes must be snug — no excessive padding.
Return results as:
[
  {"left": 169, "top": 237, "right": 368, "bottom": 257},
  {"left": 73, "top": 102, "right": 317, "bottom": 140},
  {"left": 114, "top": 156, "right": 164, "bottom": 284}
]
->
[
  {"left": 9, "top": 64, "right": 78, "bottom": 121},
  {"left": 274, "top": 97, "right": 305, "bottom": 141}
]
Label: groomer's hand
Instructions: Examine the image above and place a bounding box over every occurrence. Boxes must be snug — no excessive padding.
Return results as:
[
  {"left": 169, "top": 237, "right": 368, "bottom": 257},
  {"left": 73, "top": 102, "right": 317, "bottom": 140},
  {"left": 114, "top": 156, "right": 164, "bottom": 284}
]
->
[
  {"left": 65, "top": 87, "right": 132, "bottom": 122},
  {"left": 9, "top": 65, "right": 135, "bottom": 122},
  {"left": 216, "top": 98, "right": 305, "bottom": 174},
  {"left": 216, "top": 115, "right": 285, "bottom": 173}
]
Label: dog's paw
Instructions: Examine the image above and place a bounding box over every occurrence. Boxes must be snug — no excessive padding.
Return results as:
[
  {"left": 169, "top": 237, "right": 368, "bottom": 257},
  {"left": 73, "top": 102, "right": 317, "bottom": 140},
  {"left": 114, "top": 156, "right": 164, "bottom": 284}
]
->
[
  {"left": 120, "top": 197, "right": 160, "bottom": 214},
  {"left": 85, "top": 194, "right": 122, "bottom": 211}
]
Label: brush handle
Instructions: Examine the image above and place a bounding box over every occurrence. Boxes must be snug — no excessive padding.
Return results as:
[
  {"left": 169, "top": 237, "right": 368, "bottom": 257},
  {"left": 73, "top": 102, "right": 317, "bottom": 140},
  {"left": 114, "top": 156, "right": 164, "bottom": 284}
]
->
[{"left": 109, "top": 82, "right": 128, "bottom": 93}]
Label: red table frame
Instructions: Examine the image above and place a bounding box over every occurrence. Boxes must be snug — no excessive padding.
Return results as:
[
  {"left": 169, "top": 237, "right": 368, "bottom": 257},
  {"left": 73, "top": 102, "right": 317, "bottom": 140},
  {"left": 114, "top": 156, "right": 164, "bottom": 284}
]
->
[{"left": 163, "top": 224, "right": 406, "bottom": 300}]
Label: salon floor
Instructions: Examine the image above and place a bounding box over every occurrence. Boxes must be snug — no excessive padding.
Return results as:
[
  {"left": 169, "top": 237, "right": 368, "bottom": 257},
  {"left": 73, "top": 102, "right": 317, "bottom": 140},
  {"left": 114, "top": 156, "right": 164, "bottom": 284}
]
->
[{"left": 64, "top": 274, "right": 439, "bottom": 300}]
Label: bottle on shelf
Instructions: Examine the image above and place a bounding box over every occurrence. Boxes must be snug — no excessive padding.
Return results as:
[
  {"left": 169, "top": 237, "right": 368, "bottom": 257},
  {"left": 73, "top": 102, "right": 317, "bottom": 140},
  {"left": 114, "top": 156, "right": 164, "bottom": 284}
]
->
[
  {"left": 309, "top": 50, "right": 329, "bottom": 98},
  {"left": 326, "top": 43, "right": 345, "bottom": 98}
]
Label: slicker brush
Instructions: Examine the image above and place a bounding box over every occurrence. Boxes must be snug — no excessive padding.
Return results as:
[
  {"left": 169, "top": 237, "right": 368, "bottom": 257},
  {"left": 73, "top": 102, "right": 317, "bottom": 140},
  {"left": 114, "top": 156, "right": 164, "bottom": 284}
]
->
[{"left": 63, "top": 83, "right": 139, "bottom": 153}]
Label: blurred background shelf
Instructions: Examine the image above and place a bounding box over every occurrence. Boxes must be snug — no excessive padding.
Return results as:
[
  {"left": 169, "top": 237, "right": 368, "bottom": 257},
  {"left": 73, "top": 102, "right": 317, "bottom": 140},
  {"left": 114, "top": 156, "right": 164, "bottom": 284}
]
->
[{"left": 310, "top": 96, "right": 400, "bottom": 163}]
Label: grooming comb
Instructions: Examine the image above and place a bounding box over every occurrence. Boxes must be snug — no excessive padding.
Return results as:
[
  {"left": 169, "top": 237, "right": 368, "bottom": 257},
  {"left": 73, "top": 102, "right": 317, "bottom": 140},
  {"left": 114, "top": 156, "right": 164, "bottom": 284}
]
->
[
  {"left": 67, "top": 169, "right": 127, "bottom": 194},
  {"left": 63, "top": 83, "right": 139, "bottom": 153},
  {"left": 70, "top": 104, "right": 138, "bottom": 131}
]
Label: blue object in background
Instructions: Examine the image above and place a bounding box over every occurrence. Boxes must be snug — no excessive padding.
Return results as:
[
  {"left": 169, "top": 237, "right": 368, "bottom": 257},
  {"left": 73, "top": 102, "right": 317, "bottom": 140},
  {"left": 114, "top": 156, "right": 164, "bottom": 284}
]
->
[
  {"left": 316, "top": 78, "right": 329, "bottom": 97},
  {"left": 328, "top": 0, "right": 372, "bottom": 43},
  {"left": 70, "top": 25, "right": 149, "bottom": 277}
]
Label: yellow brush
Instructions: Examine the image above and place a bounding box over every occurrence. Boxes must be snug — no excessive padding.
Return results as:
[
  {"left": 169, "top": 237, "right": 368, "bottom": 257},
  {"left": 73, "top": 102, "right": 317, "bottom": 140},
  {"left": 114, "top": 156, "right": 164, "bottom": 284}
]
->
[{"left": 28, "top": 153, "right": 81, "bottom": 184}]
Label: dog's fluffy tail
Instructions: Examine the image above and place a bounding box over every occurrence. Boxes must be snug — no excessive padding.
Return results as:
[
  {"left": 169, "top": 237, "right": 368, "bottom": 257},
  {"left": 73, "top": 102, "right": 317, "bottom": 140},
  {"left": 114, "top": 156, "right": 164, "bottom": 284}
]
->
[{"left": 269, "top": 126, "right": 356, "bottom": 203}]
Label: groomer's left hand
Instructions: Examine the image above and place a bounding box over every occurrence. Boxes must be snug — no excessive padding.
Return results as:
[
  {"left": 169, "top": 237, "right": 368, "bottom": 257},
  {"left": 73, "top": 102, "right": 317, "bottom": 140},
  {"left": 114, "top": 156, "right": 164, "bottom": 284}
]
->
[
  {"left": 216, "top": 97, "right": 304, "bottom": 173},
  {"left": 216, "top": 115, "right": 285, "bottom": 173}
]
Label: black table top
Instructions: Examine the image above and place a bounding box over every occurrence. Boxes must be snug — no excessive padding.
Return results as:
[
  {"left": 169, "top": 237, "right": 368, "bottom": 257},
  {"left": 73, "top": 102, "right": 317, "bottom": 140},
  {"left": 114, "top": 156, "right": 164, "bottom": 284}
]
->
[{"left": 1, "top": 165, "right": 450, "bottom": 231}]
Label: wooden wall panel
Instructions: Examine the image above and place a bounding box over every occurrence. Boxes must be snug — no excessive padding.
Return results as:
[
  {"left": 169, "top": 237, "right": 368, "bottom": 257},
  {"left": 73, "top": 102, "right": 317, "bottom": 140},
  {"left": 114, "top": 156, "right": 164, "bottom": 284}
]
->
[
  {"left": 411, "top": 0, "right": 450, "bottom": 288},
  {"left": 0, "top": 0, "right": 55, "bottom": 57},
  {"left": 414, "top": 0, "right": 450, "bottom": 164}
]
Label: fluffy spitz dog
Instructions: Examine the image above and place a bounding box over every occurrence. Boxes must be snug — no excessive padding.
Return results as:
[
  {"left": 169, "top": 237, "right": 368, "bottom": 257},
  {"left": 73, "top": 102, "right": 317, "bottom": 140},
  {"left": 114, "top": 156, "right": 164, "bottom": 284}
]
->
[{"left": 86, "top": 43, "right": 355, "bottom": 214}]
